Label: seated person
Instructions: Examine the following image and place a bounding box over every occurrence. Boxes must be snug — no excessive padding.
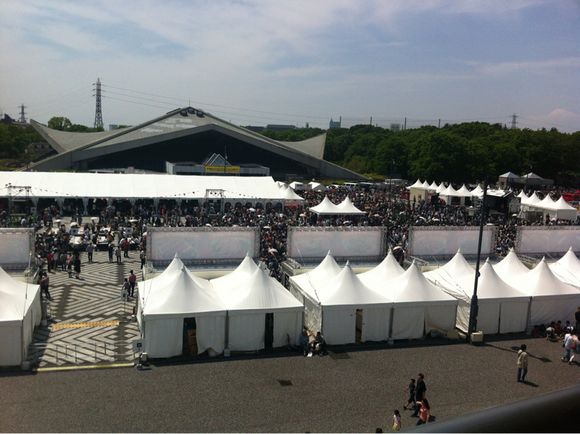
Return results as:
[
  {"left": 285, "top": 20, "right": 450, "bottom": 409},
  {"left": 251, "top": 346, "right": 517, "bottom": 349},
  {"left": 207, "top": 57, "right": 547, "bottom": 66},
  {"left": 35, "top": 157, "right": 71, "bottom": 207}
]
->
[
  {"left": 313, "top": 331, "right": 327, "bottom": 355},
  {"left": 564, "top": 321, "right": 574, "bottom": 334},
  {"left": 555, "top": 321, "right": 564, "bottom": 336},
  {"left": 545, "top": 322, "right": 557, "bottom": 341}
]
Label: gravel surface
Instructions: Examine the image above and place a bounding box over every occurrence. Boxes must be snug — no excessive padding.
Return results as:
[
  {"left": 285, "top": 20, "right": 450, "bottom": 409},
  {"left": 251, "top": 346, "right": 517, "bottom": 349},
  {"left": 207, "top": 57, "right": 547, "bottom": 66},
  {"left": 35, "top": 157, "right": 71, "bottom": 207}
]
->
[{"left": 0, "top": 336, "right": 578, "bottom": 432}]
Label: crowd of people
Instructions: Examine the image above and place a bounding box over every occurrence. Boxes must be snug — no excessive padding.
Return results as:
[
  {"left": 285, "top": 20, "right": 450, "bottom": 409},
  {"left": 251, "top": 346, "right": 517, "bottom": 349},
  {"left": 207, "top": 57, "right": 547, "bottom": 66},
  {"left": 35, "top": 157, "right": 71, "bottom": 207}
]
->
[{"left": 1, "top": 181, "right": 577, "bottom": 283}]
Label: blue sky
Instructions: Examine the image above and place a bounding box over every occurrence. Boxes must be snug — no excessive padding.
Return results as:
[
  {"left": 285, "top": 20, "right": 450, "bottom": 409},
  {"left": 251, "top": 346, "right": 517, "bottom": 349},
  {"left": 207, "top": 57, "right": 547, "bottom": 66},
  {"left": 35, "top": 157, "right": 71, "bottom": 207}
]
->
[{"left": 1, "top": 0, "right": 579, "bottom": 131}]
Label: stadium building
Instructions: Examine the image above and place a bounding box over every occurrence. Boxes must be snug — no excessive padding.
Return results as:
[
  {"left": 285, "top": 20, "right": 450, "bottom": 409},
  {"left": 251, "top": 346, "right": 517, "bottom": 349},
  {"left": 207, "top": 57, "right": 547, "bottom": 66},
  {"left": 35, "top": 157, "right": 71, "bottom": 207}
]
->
[{"left": 30, "top": 107, "right": 365, "bottom": 180}]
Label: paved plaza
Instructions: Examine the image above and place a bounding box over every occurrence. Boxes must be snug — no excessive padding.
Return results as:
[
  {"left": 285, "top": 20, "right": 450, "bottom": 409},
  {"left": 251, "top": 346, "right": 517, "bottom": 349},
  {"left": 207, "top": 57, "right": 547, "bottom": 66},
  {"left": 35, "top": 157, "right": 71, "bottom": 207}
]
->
[{"left": 27, "top": 251, "right": 140, "bottom": 367}]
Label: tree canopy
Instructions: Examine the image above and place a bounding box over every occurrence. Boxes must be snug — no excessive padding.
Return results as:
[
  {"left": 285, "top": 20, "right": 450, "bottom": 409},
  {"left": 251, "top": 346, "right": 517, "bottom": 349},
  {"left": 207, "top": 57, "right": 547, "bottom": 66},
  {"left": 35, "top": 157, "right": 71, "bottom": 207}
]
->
[{"left": 262, "top": 123, "right": 580, "bottom": 186}]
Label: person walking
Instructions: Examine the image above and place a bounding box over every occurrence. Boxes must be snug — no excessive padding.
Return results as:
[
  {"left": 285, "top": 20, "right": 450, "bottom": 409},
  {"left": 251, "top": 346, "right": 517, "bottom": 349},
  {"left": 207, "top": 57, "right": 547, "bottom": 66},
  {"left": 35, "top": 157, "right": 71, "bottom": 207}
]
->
[
  {"left": 128, "top": 270, "right": 137, "bottom": 298},
  {"left": 411, "top": 373, "right": 427, "bottom": 417},
  {"left": 139, "top": 249, "right": 146, "bottom": 270},
  {"left": 40, "top": 272, "right": 52, "bottom": 301},
  {"left": 403, "top": 379, "right": 416, "bottom": 410},
  {"left": 415, "top": 399, "right": 431, "bottom": 426},
  {"left": 392, "top": 410, "right": 402, "bottom": 431},
  {"left": 575, "top": 307, "right": 580, "bottom": 334},
  {"left": 73, "top": 255, "right": 81, "bottom": 279},
  {"left": 517, "top": 344, "right": 529, "bottom": 382},
  {"left": 562, "top": 331, "right": 576, "bottom": 364},
  {"left": 121, "top": 278, "right": 130, "bottom": 302},
  {"left": 86, "top": 241, "right": 94, "bottom": 263},
  {"left": 115, "top": 245, "right": 122, "bottom": 264},
  {"left": 108, "top": 243, "right": 114, "bottom": 263}
]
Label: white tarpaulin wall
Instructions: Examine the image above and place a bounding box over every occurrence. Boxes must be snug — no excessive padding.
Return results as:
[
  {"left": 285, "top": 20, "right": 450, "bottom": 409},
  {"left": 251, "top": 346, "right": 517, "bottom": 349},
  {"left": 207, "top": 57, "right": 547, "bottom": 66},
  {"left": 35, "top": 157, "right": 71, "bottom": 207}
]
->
[
  {"left": 0, "top": 267, "right": 41, "bottom": 366},
  {"left": 516, "top": 227, "right": 580, "bottom": 254},
  {"left": 287, "top": 227, "right": 385, "bottom": 260},
  {"left": 148, "top": 227, "right": 259, "bottom": 263},
  {"left": 0, "top": 229, "right": 33, "bottom": 269},
  {"left": 0, "top": 171, "right": 300, "bottom": 201},
  {"left": 408, "top": 227, "right": 496, "bottom": 256}
]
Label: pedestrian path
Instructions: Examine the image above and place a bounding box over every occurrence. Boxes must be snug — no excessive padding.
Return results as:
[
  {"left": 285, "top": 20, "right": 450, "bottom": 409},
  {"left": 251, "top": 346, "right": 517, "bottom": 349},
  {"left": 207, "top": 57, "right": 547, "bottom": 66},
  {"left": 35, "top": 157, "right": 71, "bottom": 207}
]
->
[{"left": 27, "top": 251, "right": 141, "bottom": 368}]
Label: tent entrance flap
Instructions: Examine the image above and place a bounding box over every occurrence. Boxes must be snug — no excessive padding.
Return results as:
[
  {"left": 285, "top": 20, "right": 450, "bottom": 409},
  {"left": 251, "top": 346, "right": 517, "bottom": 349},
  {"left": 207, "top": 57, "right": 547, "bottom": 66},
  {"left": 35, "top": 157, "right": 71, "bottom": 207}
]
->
[
  {"left": 265, "top": 313, "right": 274, "bottom": 350},
  {"left": 355, "top": 309, "right": 363, "bottom": 344},
  {"left": 183, "top": 317, "right": 197, "bottom": 356}
]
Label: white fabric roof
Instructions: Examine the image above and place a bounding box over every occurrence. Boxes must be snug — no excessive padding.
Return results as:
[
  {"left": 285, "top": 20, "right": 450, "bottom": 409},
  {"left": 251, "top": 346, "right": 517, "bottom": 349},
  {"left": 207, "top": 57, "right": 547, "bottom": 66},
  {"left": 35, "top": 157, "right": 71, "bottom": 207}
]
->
[
  {"left": 309, "top": 196, "right": 338, "bottom": 215},
  {"left": 358, "top": 250, "right": 404, "bottom": 288},
  {"left": 549, "top": 248, "right": 580, "bottom": 287},
  {"left": 440, "top": 184, "right": 458, "bottom": 197},
  {"left": 289, "top": 181, "right": 304, "bottom": 189},
  {"left": 493, "top": 249, "right": 530, "bottom": 288},
  {"left": 471, "top": 185, "right": 484, "bottom": 197},
  {"left": 0, "top": 171, "right": 302, "bottom": 201},
  {"left": 290, "top": 252, "right": 341, "bottom": 298},
  {"left": 428, "top": 181, "right": 439, "bottom": 191},
  {"left": 210, "top": 254, "right": 259, "bottom": 291},
  {"left": 421, "top": 180, "right": 431, "bottom": 189},
  {"left": 424, "top": 250, "right": 474, "bottom": 296},
  {"left": 308, "top": 182, "right": 327, "bottom": 192},
  {"left": 279, "top": 185, "right": 304, "bottom": 201},
  {"left": 388, "top": 262, "right": 457, "bottom": 305},
  {"left": 435, "top": 183, "right": 446, "bottom": 194},
  {"left": 517, "top": 258, "right": 579, "bottom": 297},
  {"left": 217, "top": 268, "right": 303, "bottom": 314},
  {"left": 522, "top": 192, "right": 542, "bottom": 206},
  {"left": 517, "top": 191, "right": 528, "bottom": 199},
  {"left": 316, "top": 263, "right": 392, "bottom": 307},
  {"left": 335, "top": 196, "right": 366, "bottom": 215},
  {"left": 0, "top": 267, "right": 39, "bottom": 323},
  {"left": 407, "top": 179, "right": 424, "bottom": 189},
  {"left": 455, "top": 184, "right": 473, "bottom": 197}
]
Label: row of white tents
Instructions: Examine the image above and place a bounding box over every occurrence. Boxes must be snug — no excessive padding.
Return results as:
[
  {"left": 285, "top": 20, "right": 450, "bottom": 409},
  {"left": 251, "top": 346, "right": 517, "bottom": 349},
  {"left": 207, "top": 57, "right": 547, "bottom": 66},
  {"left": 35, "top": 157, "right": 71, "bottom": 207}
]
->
[
  {"left": 408, "top": 179, "right": 506, "bottom": 199},
  {"left": 309, "top": 196, "right": 366, "bottom": 215},
  {"left": 518, "top": 191, "right": 577, "bottom": 220},
  {"left": 0, "top": 268, "right": 41, "bottom": 366},
  {"left": 137, "top": 255, "right": 303, "bottom": 358}
]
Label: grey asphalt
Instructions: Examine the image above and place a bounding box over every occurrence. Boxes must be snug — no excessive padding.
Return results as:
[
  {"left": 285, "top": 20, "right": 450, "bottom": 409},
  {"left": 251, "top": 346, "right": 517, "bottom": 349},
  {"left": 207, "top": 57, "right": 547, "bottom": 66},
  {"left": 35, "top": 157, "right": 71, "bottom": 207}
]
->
[{"left": 1, "top": 336, "right": 578, "bottom": 432}]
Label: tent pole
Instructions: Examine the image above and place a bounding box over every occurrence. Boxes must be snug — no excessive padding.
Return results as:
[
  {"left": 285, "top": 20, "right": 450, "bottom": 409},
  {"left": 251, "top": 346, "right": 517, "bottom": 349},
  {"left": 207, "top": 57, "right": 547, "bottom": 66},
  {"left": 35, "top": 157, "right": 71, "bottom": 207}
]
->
[{"left": 468, "top": 181, "right": 487, "bottom": 342}]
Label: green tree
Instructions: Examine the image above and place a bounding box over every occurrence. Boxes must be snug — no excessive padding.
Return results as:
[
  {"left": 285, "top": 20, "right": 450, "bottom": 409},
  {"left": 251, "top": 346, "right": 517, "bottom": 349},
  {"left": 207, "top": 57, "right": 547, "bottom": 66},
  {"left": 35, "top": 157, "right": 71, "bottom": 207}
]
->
[{"left": 47, "top": 116, "right": 72, "bottom": 131}]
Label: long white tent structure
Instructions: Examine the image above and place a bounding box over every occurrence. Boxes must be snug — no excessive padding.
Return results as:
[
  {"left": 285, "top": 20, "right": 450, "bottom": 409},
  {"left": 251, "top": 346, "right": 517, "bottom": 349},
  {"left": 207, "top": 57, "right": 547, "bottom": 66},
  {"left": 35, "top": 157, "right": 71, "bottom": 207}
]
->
[
  {"left": 309, "top": 196, "right": 365, "bottom": 215},
  {"left": 549, "top": 248, "right": 580, "bottom": 288},
  {"left": 0, "top": 171, "right": 304, "bottom": 203},
  {"left": 0, "top": 267, "right": 41, "bottom": 366}
]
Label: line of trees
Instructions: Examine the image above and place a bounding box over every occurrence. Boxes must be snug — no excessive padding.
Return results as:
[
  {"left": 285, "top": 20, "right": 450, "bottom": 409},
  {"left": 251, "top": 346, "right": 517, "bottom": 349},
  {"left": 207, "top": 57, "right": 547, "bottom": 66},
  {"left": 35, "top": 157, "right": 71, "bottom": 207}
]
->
[{"left": 261, "top": 122, "right": 580, "bottom": 186}]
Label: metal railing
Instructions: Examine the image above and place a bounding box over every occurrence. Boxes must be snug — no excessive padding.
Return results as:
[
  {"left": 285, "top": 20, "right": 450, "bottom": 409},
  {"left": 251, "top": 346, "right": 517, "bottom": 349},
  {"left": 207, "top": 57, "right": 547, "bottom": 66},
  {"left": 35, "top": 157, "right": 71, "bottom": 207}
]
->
[{"left": 28, "top": 341, "right": 135, "bottom": 366}]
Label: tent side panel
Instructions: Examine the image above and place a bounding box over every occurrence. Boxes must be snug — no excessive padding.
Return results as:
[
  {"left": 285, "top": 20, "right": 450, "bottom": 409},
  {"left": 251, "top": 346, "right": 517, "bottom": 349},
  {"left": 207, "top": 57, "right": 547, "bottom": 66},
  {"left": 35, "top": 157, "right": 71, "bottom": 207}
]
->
[
  {"left": 499, "top": 300, "right": 529, "bottom": 333},
  {"left": 530, "top": 297, "right": 579, "bottom": 326},
  {"left": 391, "top": 306, "right": 424, "bottom": 340},
  {"left": 455, "top": 300, "right": 470, "bottom": 332},
  {"left": 323, "top": 308, "right": 355, "bottom": 345},
  {"left": 0, "top": 324, "right": 22, "bottom": 366},
  {"left": 228, "top": 313, "right": 264, "bottom": 351},
  {"left": 303, "top": 297, "right": 322, "bottom": 333},
  {"left": 476, "top": 302, "right": 501, "bottom": 335},
  {"left": 273, "top": 311, "right": 302, "bottom": 348},
  {"left": 196, "top": 315, "right": 226, "bottom": 355},
  {"left": 425, "top": 303, "right": 457, "bottom": 335},
  {"left": 361, "top": 307, "right": 391, "bottom": 342},
  {"left": 144, "top": 318, "right": 183, "bottom": 358}
]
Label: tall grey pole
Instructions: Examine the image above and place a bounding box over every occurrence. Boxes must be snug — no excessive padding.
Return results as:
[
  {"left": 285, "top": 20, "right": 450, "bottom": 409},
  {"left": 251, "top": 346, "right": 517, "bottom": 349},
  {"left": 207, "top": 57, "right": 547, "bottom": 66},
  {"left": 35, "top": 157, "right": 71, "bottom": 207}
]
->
[{"left": 468, "top": 181, "right": 487, "bottom": 342}]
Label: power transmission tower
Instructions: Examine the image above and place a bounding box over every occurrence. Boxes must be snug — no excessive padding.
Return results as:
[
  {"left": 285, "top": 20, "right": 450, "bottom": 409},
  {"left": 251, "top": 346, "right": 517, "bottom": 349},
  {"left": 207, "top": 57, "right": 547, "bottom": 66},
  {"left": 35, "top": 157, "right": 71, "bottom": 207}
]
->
[
  {"left": 93, "top": 78, "right": 104, "bottom": 129},
  {"left": 18, "top": 104, "right": 27, "bottom": 123},
  {"left": 510, "top": 113, "right": 517, "bottom": 129}
]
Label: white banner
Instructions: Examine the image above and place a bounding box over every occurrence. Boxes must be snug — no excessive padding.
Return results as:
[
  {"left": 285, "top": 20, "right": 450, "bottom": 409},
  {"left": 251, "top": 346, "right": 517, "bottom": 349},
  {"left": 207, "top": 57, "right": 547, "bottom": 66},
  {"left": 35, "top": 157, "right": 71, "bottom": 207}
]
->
[
  {"left": 0, "top": 229, "right": 33, "bottom": 267},
  {"left": 288, "top": 227, "right": 384, "bottom": 259},
  {"left": 409, "top": 227, "right": 495, "bottom": 256},
  {"left": 517, "top": 227, "right": 580, "bottom": 254},
  {"left": 149, "top": 228, "right": 258, "bottom": 262}
]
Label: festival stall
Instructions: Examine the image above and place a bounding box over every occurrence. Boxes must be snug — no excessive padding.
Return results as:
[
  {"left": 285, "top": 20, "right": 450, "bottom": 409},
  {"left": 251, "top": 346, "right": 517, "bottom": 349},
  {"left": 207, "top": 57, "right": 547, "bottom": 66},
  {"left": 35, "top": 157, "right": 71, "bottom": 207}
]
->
[
  {"left": 0, "top": 267, "right": 42, "bottom": 366},
  {"left": 549, "top": 248, "right": 580, "bottom": 288},
  {"left": 309, "top": 196, "right": 365, "bottom": 215}
]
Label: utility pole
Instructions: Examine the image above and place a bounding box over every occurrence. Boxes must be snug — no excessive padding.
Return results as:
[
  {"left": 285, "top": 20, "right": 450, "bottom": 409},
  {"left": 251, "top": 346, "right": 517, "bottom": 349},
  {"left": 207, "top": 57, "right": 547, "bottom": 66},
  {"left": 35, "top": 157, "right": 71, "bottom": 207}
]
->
[
  {"left": 468, "top": 181, "right": 487, "bottom": 342},
  {"left": 93, "top": 78, "right": 104, "bottom": 130},
  {"left": 18, "top": 104, "right": 27, "bottom": 123},
  {"left": 404, "top": 117, "right": 407, "bottom": 130},
  {"left": 369, "top": 116, "right": 373, "bottom": 126},
  {"left": 438, "top": 118, "right": 441, "bottom": 128},
  {"left": 510, "top": 113, "right": 517, "bottom": 129}
]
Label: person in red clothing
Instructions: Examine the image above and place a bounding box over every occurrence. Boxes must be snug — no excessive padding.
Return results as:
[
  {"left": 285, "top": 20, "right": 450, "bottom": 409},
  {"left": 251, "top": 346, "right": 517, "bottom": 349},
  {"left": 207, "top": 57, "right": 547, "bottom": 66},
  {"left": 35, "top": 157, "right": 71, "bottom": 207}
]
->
[
  {"left": 128, "top": 270, "right": 137, "bottom": 298},
  {"left": 415, "top": 398, "right": 430, "bottom": 426}
]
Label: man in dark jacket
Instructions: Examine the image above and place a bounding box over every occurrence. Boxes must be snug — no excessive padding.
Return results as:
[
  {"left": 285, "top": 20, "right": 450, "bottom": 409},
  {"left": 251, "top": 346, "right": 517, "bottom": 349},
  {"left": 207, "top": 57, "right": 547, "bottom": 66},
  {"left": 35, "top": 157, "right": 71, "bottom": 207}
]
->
[{"left": 412, "top": 373, "right": 427, "bottom": 417}]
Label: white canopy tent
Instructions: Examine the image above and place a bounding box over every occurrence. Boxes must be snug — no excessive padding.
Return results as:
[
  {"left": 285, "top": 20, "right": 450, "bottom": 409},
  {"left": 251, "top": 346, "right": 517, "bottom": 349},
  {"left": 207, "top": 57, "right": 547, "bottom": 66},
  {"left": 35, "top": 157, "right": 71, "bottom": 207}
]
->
[
  {"left": 406, "top": 179, "right": 425, "bottom": 190},
  {"left": 308, "top": 181, "right": 327, "bottom": 192},
  {"left": 455, "top": 184, "right": 473, "bottom": 197},
  {"left": 309, "top": 196, "right": 365, "bottom": 215},
  {"left": 358, "top": 250, "right": 405, "bottom": 287},
  {"left": 428, "top": 181, "right": 439, "bottom": 191},
  {"left": 0, "top": 267, "right": 41, "bottom": 366},
  {"left": 510, "top": 259, "right": 580, "bottom": 326},
  {"left": 335, "top": 197, "right": 366, "bottom": 215},
  {"left": 471, "top": 185, "right": 484, "bottom": 197},
  {"left": 314, "top": 263, "right": 393, "bottom": 344},
  {"left": 426, "top": 254, "right": 529, "bottom": 334},
  {"left": 140, "top": 266, "right": 226, "bottom": 358},
  {"left": 383, "top": 262, "right": 457, "bottom": 339},
  {"left": 549, "top": 248, "right": 580, "bottom": 288},
  {"left": 493, "top": 249, "right": 530, "bottom": 289},
  {"left": 289, "top": 181, "right": 306, "bottom": 191},
  {"left": 215, "top": 267, "right": 303, "bottom": 351}
]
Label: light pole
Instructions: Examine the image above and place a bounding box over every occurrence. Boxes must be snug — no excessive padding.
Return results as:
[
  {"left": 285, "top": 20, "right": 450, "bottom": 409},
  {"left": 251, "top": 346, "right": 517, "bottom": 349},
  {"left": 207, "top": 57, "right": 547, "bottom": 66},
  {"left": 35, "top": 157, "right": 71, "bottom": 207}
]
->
[{"left": 468, "top": 180, "right": 487, "bottom": 342}]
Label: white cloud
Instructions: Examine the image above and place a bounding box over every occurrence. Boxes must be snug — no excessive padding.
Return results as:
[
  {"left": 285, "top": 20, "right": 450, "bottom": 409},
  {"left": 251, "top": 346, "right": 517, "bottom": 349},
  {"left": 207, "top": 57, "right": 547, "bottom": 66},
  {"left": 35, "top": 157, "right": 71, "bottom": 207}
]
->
[
  {"left": 524, "top": 108, "right": 580, "bottom": 132},
  {"left": 471, "top": 57, "right": 580, "bottom": 75}
]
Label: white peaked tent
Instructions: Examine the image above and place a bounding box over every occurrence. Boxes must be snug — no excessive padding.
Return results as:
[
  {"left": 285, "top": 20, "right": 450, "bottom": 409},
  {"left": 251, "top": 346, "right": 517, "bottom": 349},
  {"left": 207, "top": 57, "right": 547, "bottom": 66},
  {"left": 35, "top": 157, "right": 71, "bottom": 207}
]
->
[
  {"left": 549, "top": 197, "right": 578, "bottom": 221},
  {"left": 309, "top": 196, "right": 338, "bottom": 215},
  {"left": 492, "top": 249, "right": 530, "bottom": 289},
  {"left": 216, "top": 268, "right": 303, "bottom": 351},
  {"left": 428, "top": 258, "right": 529, "bottom": 334},
  {"left": 521, "top": 192, "right": 542, "bottom": 207},
  {"left": 335, "top": 196, "right": 366, "bottom": 215},
  {"left": 428, "top": 181, "right": 439, "bottom": 191},
  {"left": 358, "top": 250, "right": 405, "bottom": 287},
  {"left": 517, "top": 190, "right": 528, "bottom": 199},
  {"left": 279, "top": 184, "right": 305, "bottom": 203},
  {"left": 314, "top": 263, "right": 392, "bottom": 345},
  {"left": 407, "top": 179, "right": 425, "bottom": 190},
  {"left": 0, "top": 267, "right": 41, "bottom": 366},
  {"left": 436, "top": 183, "right": 447, "bottom": 194},
  {"left": 549, "top": 248, "right": 580, "bottom": 288},
  {"left": 211, "top": 253, "right": 258, "bottom": 291},
  {"left": 289, "top": 181, "right": 305, "bottom": 191},
  {"left": 308, "top": 181, "right": 327, "bottom": 192},
  {"left": 471, "top": 185, "right": 484, "bottom": 197},
  {"left": 421, "top": 180, "right": 431, "bottom": 189},
  {"left": 514, "top": 259, "right": 580, "bottom": 325},
  {"left": 289, "top": 252, "right": 341, "bottom": 330},
  {"left": 385, "top": 262, "right": 457, "bottom": 339},
  {"left": 455, "top": 184, "right": 473, "bottom": 197},
  {"left": 140, "top": 266, "right": 226, "bottom": 358}
]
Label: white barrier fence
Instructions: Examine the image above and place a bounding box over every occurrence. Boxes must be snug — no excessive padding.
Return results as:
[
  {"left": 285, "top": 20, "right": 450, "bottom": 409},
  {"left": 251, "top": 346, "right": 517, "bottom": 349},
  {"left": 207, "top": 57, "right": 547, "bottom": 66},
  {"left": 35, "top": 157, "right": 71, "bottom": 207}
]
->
[{"left": 408, "top": 226, "right": 496, "bottom": 257}]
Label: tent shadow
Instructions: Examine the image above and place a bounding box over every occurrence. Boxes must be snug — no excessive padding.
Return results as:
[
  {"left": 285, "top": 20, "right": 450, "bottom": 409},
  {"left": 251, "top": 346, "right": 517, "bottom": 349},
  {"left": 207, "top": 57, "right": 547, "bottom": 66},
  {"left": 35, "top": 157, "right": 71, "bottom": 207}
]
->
[{"left": 482, "top": 342, "right": 552, "bottom": 363}]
